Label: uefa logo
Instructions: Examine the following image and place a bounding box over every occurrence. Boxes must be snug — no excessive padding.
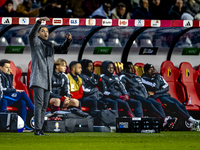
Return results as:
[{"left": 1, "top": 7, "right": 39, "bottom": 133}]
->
[
  {"left": 54, "top": 122, "right": 61, "bottom": 132},
  {"left": 69, "top": 18, "right": 79, "bottom": 26},
  {"left": 19, "top": 18, "right": 29, "bottom": 25}
]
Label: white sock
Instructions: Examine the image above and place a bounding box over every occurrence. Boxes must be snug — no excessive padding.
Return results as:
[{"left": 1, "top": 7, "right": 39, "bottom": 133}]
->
[{"left": 188, "top": 116, "right": 196, "bottom": 124}]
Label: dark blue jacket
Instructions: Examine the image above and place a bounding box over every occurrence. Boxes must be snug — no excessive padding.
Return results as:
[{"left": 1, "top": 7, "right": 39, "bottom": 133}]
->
[
  {"left": 131, "top": 6, "right": 152, "bottom": 19},
  {"left": 0, "top": 5, "right": 16, "bottom": 17}
]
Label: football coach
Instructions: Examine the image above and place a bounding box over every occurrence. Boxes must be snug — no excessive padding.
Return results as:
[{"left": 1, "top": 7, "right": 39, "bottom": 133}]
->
[{"left": 29, "top": 17, "right": 72, "bottom": 135}]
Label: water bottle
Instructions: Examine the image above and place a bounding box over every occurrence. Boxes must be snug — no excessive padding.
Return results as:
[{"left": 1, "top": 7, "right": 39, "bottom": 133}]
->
[
  {"left": 140, "top": 130, "right": 156, "bottom": 133},
  {"left": 188, "top": 95, "right": 192, "bottom": 105}
]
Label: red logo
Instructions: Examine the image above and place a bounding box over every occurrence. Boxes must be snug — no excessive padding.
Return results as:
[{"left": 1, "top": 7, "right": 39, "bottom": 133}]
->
[
  {"left": 119, "top": 21, "right": 127, "bottom": 26},
  {"left": 54, "top": 20, "right": 61, "bottom": 24}
]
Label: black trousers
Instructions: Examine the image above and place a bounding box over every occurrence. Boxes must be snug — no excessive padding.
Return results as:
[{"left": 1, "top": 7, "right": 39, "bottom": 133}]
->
[
  {"left": 100, "top": 97, "right": 118, "bottom": 110},
  {"left": 113, "top": 98, "right": 143, "bottom": 117},
  {"left": 132, "top": 95, "right": 166, "bottom": 119},
  {"left": 159, "top": 95, "right": 190, "bottom": 119},
  {"left": 33, "top": 87, "right": 50, "bottom": 130},
  {"left": 79, "top": 97, "right": 97, "bottom": 114}
]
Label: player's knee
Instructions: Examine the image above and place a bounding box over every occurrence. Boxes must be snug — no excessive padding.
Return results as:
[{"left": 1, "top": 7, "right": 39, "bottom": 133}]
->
[{"left": 71, "top": 99, "right": 79, "bottom": 107}]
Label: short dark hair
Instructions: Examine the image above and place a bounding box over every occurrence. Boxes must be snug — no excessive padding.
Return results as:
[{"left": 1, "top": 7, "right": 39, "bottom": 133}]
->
[
  {"left": 5, "top": 0, "right": 13, "bottom": 5},
  {"left": 69, "top": 61, "right": 78, "bottom": 71},
  {"left": 102, "top": 0, "right": 111, "bottom": 5},
  {"left": 124, "top": 61, "right": 133, "bottom": 70},
  {"left": 117, "top": 3, "right": 126, "bottom": 9},
  {"left": 38, "top": 26, "right": 48, "bottom": 33},
  {"left": 0, "top": 59, "right": 10, "bottom": 67}
]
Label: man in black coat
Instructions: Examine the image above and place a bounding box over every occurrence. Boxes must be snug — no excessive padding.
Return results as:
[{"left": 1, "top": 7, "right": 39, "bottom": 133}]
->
[
  {"left": 120, "top": 62, "right": 177, "bottom": 130},
  {"left": 168, "top": 0, "right": 183, "bottom": 20},
  {"left": 79, "top": 59, "right": 117, "bottom": 110},
  {"left": 141, "top": 63, "right": 198, "bottom": 129},
  {"left": 99, "top": 61, "right": 143, "bottom": 118}
]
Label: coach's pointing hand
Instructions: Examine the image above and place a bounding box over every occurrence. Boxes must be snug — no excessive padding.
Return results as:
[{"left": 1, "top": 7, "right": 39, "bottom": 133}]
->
[
  {"left": 39, "top": 17, "right": 50, "bottom": 22},
  {"left": 65, "top": 33, "right": 72, "bottom": 41}
]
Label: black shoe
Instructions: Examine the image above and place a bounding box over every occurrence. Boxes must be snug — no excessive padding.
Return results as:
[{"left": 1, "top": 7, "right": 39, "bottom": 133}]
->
[
  {"left": 40, "top": 130, "right": 49, "bottom": 136},
  {"left": 34, "top": 130, "right": 43, "bottom": 136}
]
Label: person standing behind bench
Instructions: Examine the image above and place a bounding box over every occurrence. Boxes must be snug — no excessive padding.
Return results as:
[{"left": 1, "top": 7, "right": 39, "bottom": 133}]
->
[{"left": 29, "top": 17, "right": 72, "bottom": 136}]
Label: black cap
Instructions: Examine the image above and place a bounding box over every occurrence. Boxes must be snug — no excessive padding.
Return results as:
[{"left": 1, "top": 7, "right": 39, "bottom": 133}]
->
[{"left": 144, "top": 63, "right": 154, "bottom": 73}]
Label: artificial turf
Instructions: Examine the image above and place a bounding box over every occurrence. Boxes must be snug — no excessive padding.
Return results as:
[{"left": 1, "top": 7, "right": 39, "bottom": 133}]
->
[{"left": 0, "top": 131, "right": 199, "bottom": 150}]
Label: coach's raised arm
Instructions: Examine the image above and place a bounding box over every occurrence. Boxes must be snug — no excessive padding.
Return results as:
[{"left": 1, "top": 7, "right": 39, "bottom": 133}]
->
[{"left": 28, "top": 17, "right": 72, "bottom": 136}]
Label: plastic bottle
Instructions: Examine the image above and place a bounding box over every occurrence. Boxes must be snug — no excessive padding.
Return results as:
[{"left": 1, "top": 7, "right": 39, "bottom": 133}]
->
[
  {"left": 140, "top": 130, "right": 156, "bottom": 133},
  {"left": 188, "top": 95, "right": 191, "bottom": 105}
]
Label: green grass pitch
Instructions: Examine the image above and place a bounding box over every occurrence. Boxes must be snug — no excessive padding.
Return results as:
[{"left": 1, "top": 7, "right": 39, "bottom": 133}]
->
[{"left": 0, "top": 131, "right": 200, "bottom": 150}]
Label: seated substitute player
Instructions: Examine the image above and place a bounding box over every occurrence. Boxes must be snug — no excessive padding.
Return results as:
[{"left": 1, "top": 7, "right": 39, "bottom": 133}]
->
[
  {"left": 141, "top": 63, "right": 198, "bottom": 128},
  {"left": 99, "top": 61, "right": 143, "bottom": 118},
  {"left": 49, "top": 58, "right": 79, "bottom": 112},
  {"left": 79, "top": 59, "right": 117, "bottom": 110},
  {"left": 67, "top": 61, "right": 97, "bottom": 115},
  {"left": 0, "top": 59, "right": 34, "bottom": 130},
  {"left": 120, "top": 62, "right": 177, "bottom": 130}
]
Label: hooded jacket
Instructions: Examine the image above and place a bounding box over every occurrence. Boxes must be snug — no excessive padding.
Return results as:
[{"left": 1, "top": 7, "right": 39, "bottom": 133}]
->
[
  {"left": 120, "top": 72, "right": 148, "bottom": 98},
  {"left": 79, "top": 59, "right": 103, "bottom": 100},
  {"left": 50, "top": 71, "right": 70, "bottom": 99},
  {"left": 0, "top": 71, "right": 16, "bottom": 96},
  {"left": 141, "top": 73, "right": 170, "bottom": 99},
  {"left": 99, "top": 61, "right": 128, "bottom": 99}
]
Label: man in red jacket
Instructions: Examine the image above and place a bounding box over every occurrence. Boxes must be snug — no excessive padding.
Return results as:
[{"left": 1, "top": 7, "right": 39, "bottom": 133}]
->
[{"left": 67, "top": 61, "right": 97, "bottom": 115}]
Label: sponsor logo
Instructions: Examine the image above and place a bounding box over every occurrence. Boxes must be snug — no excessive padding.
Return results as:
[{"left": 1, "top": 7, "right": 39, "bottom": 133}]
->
[
  {"left": 183, "top": 20, "right": 193, "bottom": 27},
  {"left": 86, "top": 19, "right": 96, "bottom": 26},
  {"left": 118, "top": 19, "right": 128, "bottom": 26},
  {"left": 69, "top": 18, "right": 79, "bottom": 25},
  {"left": 2, "top": 17, "right": 12, "bottom": 24},
  {"left": 19, "top": 18, "right": 29, "bottom": 25},
  {"left": 151, "top": 20, "right": 160, "bottom": 27},
  {"left": 54, "top": 122, "right": 61, "bottom": 132},
  {"left": 36, "top": 18, "right": 46, "bottom": 25},
  {"left": 139, "top": 47, "right": 158, "bottom": 55},
  {"left": 135, "top": 19, "right": 144, "bottom": 27},
  {"left": 53, "top": 18, "right": 63, "bottom": 25},
  {"left": 102, "top": 19, "right": 112, "bottom": 26}
]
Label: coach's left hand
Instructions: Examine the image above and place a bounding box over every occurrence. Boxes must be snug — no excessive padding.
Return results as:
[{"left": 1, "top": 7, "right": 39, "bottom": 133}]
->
[{"left": 65, "top": 33, "right": 72, "bottom": 41}]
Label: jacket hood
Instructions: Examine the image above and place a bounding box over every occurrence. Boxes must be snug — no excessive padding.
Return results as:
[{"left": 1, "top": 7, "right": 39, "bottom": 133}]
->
[
  {"left": 79, "top": 59, "right": 93, "bottom": 76},
  {"left": 101, "top": 61, "right": 114, "bottom": 77}
]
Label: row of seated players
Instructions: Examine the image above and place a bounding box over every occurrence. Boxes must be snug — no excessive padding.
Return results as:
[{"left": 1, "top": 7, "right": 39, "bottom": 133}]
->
[{"left": 0, "top": 58, "right": 198, "bottom": 131}]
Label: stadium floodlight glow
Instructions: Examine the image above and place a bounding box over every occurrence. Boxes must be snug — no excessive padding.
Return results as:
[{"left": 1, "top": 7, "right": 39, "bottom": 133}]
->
[
  {"left": 99, "top": 38, "right": 103, "bottom": 44},
  {"left": 116, "top": 39, "right": 119, "bottom": 44},
  {"left": 18, "top": 38, "right": 22, "bottom": 43},
  {"left": 1, "top": 37, "right": 5, "bottom": 42}
]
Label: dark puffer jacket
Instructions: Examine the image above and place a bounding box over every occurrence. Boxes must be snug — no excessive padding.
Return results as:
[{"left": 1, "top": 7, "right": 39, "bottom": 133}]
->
[
  {"left": 50, "top": 71, "right": 70, "bottom": 99},
  {"left": 79, "top": 59, "right": 103, "bottom": 100},
  {"left": 141, "top": 73, "right": 170, "bottom": 99},
  {"left": 99, "top": 61, "right": 128, "bottom": 99},
  {"left": 120, "top": 72, "right": 148, "bottom": 98}
]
